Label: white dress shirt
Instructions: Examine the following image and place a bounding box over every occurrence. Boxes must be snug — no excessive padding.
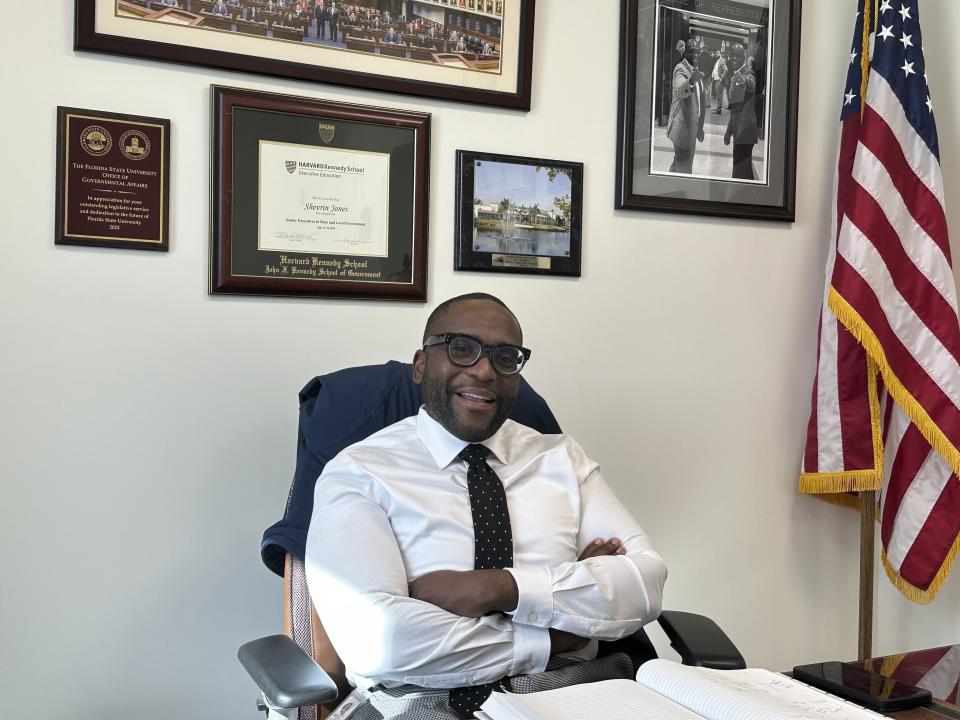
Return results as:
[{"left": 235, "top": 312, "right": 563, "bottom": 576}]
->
[{"left": 305, "top": 408, "right": 667, "bottom": 690}]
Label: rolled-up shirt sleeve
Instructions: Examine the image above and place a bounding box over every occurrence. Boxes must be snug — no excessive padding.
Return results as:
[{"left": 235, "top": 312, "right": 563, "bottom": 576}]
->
[
  {"left": 305, "top": 461, "right": 551, "bottom": 689},
  {"left": 506, "top": 455, "right": 667, "bottom": 641}
]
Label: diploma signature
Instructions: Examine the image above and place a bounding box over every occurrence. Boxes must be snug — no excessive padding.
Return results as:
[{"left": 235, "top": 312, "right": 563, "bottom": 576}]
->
[
  {"left": 272, "top": 230, "right": 325, "bottom": 243},
  {"left": 271, "top": 230, "right": 375, "bottom": 247}
]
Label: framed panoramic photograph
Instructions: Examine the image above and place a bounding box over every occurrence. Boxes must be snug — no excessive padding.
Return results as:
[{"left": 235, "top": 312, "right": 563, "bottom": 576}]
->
[
  {"left": 616, "top": 0, "right": 801, "bottom": 220},
  {"left": 455, "top": 150, "right": 582, "bottom": 277},
  {"left": 75, "top": 0, "right": 535, "bottom": 111},
  {"left": 211, "top": 86, "right": 429, "bottom": 301}
]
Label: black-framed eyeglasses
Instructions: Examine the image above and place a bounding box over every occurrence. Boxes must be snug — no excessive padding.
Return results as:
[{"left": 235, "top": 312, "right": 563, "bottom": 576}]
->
[{"left": 423, "top": 333, "right": 531, "bottom": 375}]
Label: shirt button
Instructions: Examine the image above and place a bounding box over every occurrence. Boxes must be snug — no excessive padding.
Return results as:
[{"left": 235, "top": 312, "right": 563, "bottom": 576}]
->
[
  {"left": 590, "top": 623, "right": 600, "bottom": 633},
  {"left": 466, "top": 673, "right": 475, "bottom": 685},
  {"left": 527, "top": 612, "right": 537, "bottom": 622}
]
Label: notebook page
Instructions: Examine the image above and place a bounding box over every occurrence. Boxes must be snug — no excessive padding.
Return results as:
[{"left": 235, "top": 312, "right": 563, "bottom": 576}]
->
[
  {"left": 635, "top": 660, "right": 887, "bottom": 720},
  {"left": 481, "top": 678, "right": 707, "bottom": 720}
]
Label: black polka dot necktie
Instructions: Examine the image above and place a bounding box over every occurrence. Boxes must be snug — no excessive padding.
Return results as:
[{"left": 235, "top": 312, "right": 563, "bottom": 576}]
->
[{"left": 448, "top": 443, "right": 513, "bottom": 719}]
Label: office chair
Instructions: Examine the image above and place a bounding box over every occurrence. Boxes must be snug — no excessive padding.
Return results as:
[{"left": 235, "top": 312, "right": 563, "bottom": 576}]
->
[{"left": 239, "top": 361, "right": 745, "bottom": 719}]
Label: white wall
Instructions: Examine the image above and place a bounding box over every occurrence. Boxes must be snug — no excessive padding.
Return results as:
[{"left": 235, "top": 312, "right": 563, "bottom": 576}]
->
[{"left": 2, "top": 2, "right": 960, "bottom": 718}]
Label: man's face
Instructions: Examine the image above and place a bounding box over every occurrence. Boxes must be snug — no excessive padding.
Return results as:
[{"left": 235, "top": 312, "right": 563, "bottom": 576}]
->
[
  {"left": 413, "top": 299, "right": 523, "bottom": 443},
  {"left": 684, "top": 42, "right": 699, "bottom": 66}
]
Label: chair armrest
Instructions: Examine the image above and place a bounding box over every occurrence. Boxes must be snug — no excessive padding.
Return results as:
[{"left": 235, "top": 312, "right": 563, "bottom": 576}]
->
[
  {"left": 238, "top": 634, "right": 339, "bottom": 709},
  {"left": 657, "top": 611, "right": 746, "bottom": 670}
]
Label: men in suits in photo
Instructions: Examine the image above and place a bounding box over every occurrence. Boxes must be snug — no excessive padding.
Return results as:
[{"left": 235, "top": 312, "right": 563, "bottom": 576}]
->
[
  {"left": 666, "top": 38, "right": 706, "bottom": 175},
  {"left": 724, "top": 49, "right": 759, "bottom": 180},
  {"left": 327, "top": 1, "right": 339, "bottom": 41},
  {"left": 314, "top": 0, "right": 327, "bottom": 38},
  {"left": 711, "top": 51, "right": 728, "bottom": 114},
  {"left": 384, "top": 26, "right": 401, "bottom": 44}
]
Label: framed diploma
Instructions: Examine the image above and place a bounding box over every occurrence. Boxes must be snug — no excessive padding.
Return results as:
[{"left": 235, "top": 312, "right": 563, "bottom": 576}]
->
[
  {"left": 211, "top": 86, "right": 429, "bottom": 301},
  {"left": 75, "top": 0, "right": 536, "bottom": 111},
  {"left": 454, "top": 150, "right": 583, "bottom": 277},
  {"left": 55, "top": 106, "right": 170, "bottom": 251}
]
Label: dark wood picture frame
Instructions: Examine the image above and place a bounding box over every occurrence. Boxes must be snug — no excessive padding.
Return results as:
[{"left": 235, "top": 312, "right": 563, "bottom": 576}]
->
[
  {"left": 75, "top": 0, "right": 536, "bottom": 111},
  {"left": 211, "top": 86, "right": 430, "bottom": 301},
  {"left": 615, "top": 0, "right": 802, "bottom": 220},
  {"left": 455, "top": 150, "right": 583, "bottom": 277}
]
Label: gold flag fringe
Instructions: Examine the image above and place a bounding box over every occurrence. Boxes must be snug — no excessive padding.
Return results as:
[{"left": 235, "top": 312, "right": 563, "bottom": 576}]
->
[
  {"left": 799, "top": 470, "right": 879, "bottom": 494},
  {"left": 881, "top": 528, "right": 960, "bottom": 604},
  {"left": 879, "top": 653, "right": 906, "bottom": 678},
  {"left": 828, "top": 288, "right": 960, "bottom": 479},
  {"left": 798, "top": 351, "right": 884, "bottom": 495}
]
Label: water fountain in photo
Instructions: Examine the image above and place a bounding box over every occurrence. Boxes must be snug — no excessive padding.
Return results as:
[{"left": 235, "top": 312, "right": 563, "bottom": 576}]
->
[{"left": 474, "top": 200, "right": 570, "bottom": 257}]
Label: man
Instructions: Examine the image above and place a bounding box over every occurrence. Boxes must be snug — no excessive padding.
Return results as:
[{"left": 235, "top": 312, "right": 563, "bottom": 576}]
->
[
  {"left": 711, "top": 51, "right": 727, "bottom": 114},
  {"left": 724, "top": 51, "right": 759, "bottom": 180},
  {"left": 665, "top": 38, "right": 706, "bottom": 174},
  {"left": 383, "top": 26, "right": 401, "bottom": 44},
  {"left": 211, "top": 0, "right": 229, "bottom": 15},
  {"left": 315, "top": 0, "right": 327, "bottom": 39},
  {"left": 305, "top": 293, "right": 667, "bottom": 720},
  {"left": 328, "top": 1, "right": 339, "bottom": 41}
]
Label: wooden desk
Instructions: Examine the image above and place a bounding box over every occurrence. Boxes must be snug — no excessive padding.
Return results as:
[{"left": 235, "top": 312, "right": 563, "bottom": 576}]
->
[{"left": 847, "top": 646, "right": 960, "bottom": 719}]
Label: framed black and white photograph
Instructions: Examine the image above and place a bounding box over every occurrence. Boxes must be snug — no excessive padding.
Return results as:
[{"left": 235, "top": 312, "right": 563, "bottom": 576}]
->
[
  {"left": 211, "top": 86, "right": 430, "bottom": 300},
  {"left": 455, "top": 150, "right": 582, "bottom": 277},
  {"left": 616, "top": 0, "right": 801, "bottom": 220},
  {"left": 75, "top": 0, "right": 536, "bottom": 111}
]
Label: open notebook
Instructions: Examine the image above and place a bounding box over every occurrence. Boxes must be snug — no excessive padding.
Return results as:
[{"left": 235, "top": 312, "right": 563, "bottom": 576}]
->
[{"left": 477, "top": 659, "right": 887, "bottom": 720}]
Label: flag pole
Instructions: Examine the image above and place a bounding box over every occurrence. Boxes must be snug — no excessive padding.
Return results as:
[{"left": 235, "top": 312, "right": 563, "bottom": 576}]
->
[
  {"left": 856, "top": 0, "right": 877, "bottom": 665},
  {"left": 858, "top": 490, "right": 875, "bottom": 661}
]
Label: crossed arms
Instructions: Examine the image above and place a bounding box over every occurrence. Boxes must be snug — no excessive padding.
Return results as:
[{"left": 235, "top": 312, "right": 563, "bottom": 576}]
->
[
  {"left": 409, "top": 537, "right": 631, "bottom": 655},
  {"left": 305, "top": 461, "right": 666, "bottom": 688}
]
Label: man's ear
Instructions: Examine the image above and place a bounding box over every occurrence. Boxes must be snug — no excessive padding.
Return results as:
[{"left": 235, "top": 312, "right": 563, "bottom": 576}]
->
[{"left": 412, "top": 349, "right": 425, "bottom": 384}]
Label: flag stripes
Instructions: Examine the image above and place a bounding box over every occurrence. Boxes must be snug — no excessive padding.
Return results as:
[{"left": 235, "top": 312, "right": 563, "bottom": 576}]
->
[{"left": 801, "top": 0, "right": 960, "bottom": 602}]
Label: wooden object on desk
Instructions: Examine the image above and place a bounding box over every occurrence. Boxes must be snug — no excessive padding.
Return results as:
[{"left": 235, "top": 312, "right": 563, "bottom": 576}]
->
[
  {"left": 885, "top": 703, "right": 960, "bottom": 718},
  {"left": 857, "top": 646, "right": 960, "bottom": 719}
]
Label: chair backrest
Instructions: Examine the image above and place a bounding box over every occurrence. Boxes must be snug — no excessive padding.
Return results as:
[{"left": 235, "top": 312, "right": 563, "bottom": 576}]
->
[{"left": 263, "top": 362, "right": 562, "bottom": 719}]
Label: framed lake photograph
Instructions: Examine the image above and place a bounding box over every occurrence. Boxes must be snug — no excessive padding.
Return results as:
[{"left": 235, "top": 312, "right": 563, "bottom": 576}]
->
[
  {"left": 75, "top": 0, "right": 536, "bottom": 110},
  {"left": 615, "top": 0, "right": 802, "bottom": 220},
  {"left": 211, "top": 86, "right": 430, "bottom": 300},
  {"left": 455, "top": 150, "right": 582, "bottom": 277}
]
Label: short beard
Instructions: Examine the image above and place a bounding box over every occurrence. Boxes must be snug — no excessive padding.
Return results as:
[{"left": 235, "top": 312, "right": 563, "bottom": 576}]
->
[{"left": 420, "top": 373, "right": 515, "bottom": 442}]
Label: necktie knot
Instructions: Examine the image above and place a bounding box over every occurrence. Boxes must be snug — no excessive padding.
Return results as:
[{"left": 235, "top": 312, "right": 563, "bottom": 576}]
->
[{"left": 459, "top": 443, "right": 491, "bottom": 465}]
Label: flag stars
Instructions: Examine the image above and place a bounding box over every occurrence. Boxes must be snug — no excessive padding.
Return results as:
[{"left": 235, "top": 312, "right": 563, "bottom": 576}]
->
[
  {"left": 879, "top": 0, "right": 893, "bottom": 12},
  {"left": 899, "top": 32, "right": 913, "bottom": 49},
  {"left": 899, "top": 4, "right": 911, "bottom": 22},
  {"left": 844, "top": 89, "right": 857, "bottom": 106},
  {"left": 926, "top": 96, "right": 933, "bottom": 112},
  {"left": 901, "top": 60, "right": 916, "bottom": 78},
  {"left": 851, "top": 49, "right": 858, "bottom": 64},
  {"left": 878, "top": 25, "right": 894, "bottom": 41}
]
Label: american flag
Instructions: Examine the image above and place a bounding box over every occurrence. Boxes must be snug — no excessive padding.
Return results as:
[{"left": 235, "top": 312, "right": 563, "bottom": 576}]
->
[{"left": 801, "top": 0, "right": 960, "bottom": 603}]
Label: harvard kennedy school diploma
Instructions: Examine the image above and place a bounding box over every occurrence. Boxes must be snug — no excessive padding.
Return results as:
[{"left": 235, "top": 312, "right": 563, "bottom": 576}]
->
[{"left": 258, "top": 140, "right": 390, "bottom": 257}]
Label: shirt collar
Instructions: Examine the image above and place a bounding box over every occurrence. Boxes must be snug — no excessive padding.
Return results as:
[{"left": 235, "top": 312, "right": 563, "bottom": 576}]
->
[{"left": 415, "top": 406, "right": 509, "bottom": 469}]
